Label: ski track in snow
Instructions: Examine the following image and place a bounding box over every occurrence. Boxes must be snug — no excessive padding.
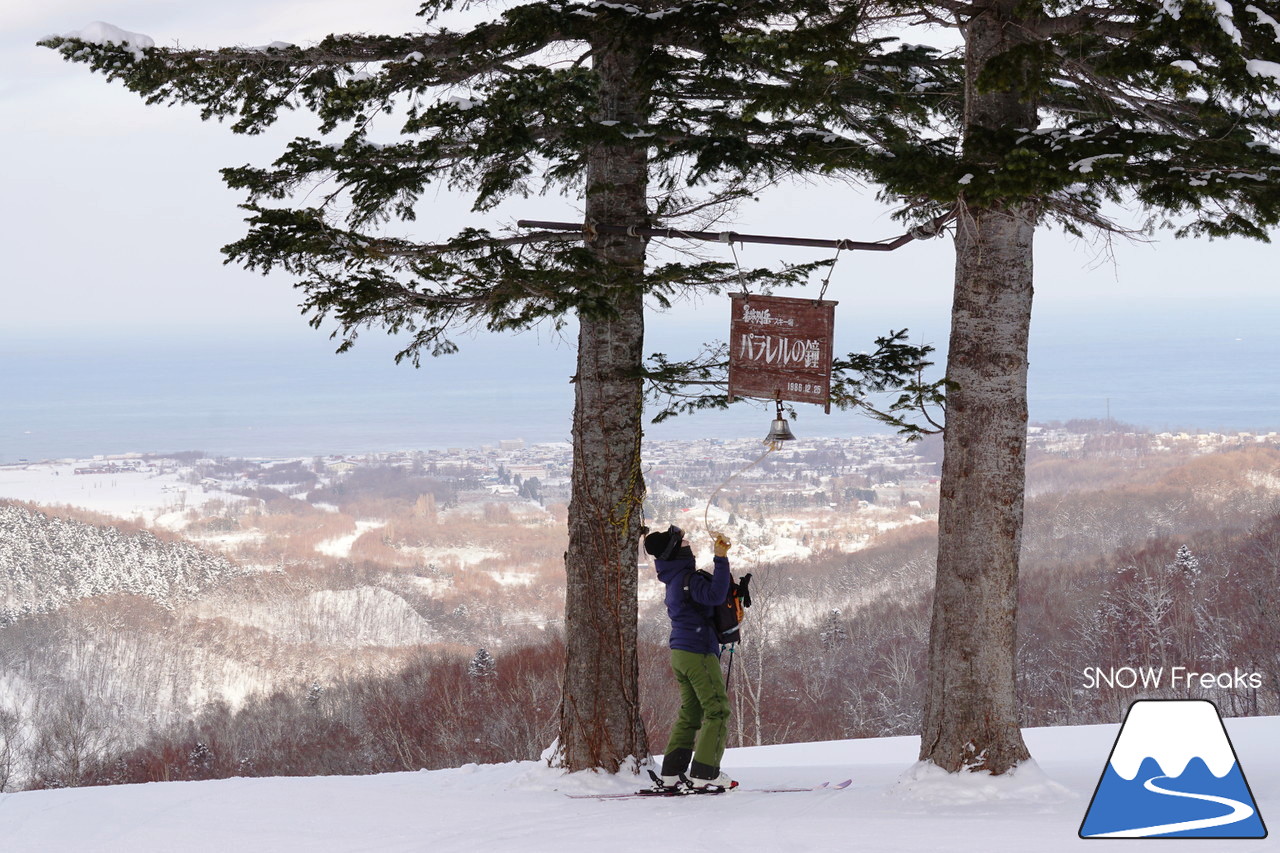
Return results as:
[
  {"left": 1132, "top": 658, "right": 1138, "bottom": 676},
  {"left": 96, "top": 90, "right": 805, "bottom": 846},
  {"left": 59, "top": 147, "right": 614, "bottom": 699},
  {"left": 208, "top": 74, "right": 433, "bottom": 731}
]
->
[{"left": 1085, "top": 774, "right": 1256, "bottom": 838}]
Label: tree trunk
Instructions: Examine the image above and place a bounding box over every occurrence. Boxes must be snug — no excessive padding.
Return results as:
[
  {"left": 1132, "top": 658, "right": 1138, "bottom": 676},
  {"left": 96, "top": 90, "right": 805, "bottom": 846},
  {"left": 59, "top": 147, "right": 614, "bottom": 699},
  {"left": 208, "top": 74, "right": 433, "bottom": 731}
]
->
[
  {"left": 556, "top": 27, "right": 652, "bottom": 773},
  {"left": 919, "top": 0, "right": 1036, "bottom": 775}
]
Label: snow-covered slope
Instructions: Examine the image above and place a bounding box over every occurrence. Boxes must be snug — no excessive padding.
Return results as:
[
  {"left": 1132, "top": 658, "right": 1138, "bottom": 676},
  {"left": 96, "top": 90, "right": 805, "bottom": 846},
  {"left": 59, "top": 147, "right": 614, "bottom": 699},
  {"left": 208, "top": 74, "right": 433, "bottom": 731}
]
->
[
  {"left": 3, "top": 716, "right": 1275, "bottom": 852},
  {"left": 0, "top": 503, "right": 239, "bottom": 620}
]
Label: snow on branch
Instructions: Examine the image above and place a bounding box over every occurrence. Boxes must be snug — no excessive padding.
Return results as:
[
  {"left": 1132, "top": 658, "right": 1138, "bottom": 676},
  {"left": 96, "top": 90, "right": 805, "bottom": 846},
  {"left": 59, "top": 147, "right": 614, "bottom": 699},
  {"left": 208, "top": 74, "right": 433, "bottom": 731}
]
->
[
  {"left": 55, "top": 21, "right": 154, "bottom": 59},
  {"left": 1246, "top": 58, "right": 1280, "bottom": 81},
  {"left": 37, "top": 14, "right": 573, "bottom": 135},
  {"left": 1158, "top": 0, "right": 1242, "bottom": 44},
  {"left": 1247, "top": 4, "right": 1280, "bottom": 41}
]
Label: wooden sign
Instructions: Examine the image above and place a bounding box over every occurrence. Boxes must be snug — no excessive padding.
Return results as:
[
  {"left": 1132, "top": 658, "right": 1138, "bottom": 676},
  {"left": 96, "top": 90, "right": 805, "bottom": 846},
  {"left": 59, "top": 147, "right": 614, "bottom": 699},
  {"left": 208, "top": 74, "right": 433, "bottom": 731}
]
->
[{"left": 727, "top": 293, "right": 836, "bottom": 413}]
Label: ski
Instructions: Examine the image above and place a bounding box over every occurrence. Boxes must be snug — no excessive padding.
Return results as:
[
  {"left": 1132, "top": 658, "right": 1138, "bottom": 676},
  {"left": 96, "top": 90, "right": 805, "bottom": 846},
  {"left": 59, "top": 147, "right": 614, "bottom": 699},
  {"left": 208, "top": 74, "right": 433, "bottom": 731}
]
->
[
  {"left": 566, "top": 778, "right": 851, "bottom": 800},
  {"left": 747, "top": 778, "right": 849, "bottom": 788}
]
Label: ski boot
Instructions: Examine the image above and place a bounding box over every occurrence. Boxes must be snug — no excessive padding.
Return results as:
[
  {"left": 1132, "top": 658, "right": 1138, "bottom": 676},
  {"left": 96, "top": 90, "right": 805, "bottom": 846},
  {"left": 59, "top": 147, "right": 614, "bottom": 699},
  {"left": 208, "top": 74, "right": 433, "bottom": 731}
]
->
[{"left": 687, "top": 761, "right": 738, "bottom": 794}]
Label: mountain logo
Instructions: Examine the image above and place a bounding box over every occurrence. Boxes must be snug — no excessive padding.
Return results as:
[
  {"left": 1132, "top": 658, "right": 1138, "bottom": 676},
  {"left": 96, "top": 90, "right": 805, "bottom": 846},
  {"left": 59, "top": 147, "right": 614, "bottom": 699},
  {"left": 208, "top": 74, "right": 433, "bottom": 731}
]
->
[{"left": 1079, "top": 699, "right": 1267, "bottom": 839}]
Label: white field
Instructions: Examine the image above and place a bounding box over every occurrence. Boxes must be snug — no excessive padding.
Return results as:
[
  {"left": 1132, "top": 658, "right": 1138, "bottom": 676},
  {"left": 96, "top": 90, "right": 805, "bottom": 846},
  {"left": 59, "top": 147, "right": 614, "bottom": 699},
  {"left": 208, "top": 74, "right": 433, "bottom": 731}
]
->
[
  {"left": 2, "top": 716, "right": 1276, "bottom": 852},
  {"left": 0, "top": 460, "right": 241, "bottom": 525}
]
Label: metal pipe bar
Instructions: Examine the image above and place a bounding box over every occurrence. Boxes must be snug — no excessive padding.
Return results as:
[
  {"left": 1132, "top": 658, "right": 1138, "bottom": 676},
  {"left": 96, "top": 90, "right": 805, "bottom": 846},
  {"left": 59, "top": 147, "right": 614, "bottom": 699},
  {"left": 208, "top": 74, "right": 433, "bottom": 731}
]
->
[{"left": 516, "top": 215, "right": 951, "bottom": 251}]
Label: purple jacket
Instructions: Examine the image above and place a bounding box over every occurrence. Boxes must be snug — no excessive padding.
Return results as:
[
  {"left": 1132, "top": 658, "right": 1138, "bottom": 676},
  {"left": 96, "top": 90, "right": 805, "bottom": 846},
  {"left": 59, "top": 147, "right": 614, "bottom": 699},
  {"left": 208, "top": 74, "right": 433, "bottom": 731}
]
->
[{"left": 654, "top": 552, "right": 731, "bottom": 656}]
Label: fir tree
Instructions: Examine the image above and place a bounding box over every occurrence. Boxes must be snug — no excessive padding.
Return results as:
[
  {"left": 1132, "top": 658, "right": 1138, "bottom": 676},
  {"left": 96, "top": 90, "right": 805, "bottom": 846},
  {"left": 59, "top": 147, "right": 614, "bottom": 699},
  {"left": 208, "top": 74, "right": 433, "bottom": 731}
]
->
[
  {"left": 518, "top": 477, "right": 542, "bottom": 503},
  {"left": 626, "top": 0, "right": 1280, "bottom": 775},
  {"left": 40, "top": 1, "right": 945, "bottom": 772},
  {"left": 1172, "top": 544, "right": 1202, "bottom": 579},
  {"left": 820, "top": 609, "right": 848, "bottom": 653},
  {"left": 468, "top": 647, "right": 497, "bottom": 680},
  {"left": 727, "top": 0, "right": 1280, "bottom": 774},
  {"left": 188, "top": 741, "right": 215, "bottom": 779}
]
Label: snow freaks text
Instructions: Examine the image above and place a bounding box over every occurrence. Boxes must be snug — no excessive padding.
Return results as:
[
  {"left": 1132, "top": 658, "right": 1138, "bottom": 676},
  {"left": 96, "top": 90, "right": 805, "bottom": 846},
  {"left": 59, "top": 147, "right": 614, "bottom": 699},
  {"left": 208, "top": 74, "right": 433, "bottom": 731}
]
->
[{"left": 1082, "top": 667, "right": 1264, "bottom": 691}]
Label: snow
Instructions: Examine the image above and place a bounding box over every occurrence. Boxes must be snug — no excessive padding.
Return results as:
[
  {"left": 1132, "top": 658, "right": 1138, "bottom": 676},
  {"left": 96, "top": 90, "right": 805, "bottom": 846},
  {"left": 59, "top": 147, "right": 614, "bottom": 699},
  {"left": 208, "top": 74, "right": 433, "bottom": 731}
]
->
[
  {"left": 202, "top": 586, "right": 436, "bottom": 647},
  {"left": 1160, "top": 0, "right": 1242, "bottom": 43},
  {"left": 1208, "top": 0, "right": 1244, "bottom": 44},
  {"left": 396, "top": 574, "right": 451, "bottom": 596},
  {"left": 315, "top": 520, "right": 384, "bottom": 558},
  {"left": 490, "top": 571, "right": 536, "bottom": 586},
  {"left": 63, "top": 22, "right": 154, "bottom": 60},
  {"left": 893, "top": 758, "right": 1071, "bottom": 805},
  {"left": 744, "top": 534, "right": 812, "bottom": 564},
  {"left": 1248, "top": 4, "right": 1280, "bottom": 41},
  {"left": 1, "top": 503, "right": 239, "bottom": 615},
  {"left": 2, "top": 716, "right": 1276, "bottom": 852},
  {"left": 0, "top": 460, "right": 241, "bottom": 525},
  {"left": 1069, "top": 153, "right": 1125, "bottom": 173},
  {"left": 1246, "top": 58, "right": 1280, "bottom": 82},
  {"left": 411, "top": 544, "right": 504, "bottom": 568}
]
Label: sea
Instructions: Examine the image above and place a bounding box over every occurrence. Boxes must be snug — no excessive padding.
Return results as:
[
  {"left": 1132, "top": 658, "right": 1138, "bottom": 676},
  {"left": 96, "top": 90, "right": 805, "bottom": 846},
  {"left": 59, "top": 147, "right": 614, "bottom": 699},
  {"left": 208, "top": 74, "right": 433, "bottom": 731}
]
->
[{"left": 5, "top": 299, "right": 1280, "bottom": 463}]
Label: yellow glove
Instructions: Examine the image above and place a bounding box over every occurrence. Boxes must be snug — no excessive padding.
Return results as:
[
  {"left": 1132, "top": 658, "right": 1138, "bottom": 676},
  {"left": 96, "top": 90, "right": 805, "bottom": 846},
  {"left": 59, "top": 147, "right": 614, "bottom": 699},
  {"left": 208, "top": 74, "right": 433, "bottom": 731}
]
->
[{"left": 713, "top": 534, "right": 732, "bottom": 558}]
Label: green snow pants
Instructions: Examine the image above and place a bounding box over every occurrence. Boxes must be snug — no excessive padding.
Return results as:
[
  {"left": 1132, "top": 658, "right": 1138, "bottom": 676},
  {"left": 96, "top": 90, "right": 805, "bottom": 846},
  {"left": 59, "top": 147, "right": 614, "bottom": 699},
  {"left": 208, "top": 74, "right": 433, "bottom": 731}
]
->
[{"left": 664, "top": 649, "right": 730, "bottom": 771}]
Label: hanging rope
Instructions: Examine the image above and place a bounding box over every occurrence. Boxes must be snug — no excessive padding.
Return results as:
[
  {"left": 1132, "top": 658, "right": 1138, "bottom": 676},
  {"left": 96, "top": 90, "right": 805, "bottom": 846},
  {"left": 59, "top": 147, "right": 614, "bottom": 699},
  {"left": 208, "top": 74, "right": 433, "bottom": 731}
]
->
[
  {"left": 702, "top": 229, "right": 802, "bottom": 538},
  {"left": 702, "top": 439, "right": 781, "bottom": 540}
]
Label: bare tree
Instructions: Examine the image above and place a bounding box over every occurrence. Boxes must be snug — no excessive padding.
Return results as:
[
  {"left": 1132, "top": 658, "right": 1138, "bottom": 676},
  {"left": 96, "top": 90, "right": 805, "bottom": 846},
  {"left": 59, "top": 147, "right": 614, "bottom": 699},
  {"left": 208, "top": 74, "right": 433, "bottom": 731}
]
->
[
  {"left": 30, "top": 689, "right": 115, "bottom": 786},
  {"left": 0, "top": 706, "right": 25, "bottom": 792}
]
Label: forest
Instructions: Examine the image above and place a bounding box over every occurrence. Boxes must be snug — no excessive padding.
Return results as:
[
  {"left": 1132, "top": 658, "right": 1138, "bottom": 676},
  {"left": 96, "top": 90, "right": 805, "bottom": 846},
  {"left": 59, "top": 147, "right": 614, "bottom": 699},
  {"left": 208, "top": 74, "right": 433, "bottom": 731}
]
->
[{"left": 1, "top": 431, "right": 1278, "bottom": 790}]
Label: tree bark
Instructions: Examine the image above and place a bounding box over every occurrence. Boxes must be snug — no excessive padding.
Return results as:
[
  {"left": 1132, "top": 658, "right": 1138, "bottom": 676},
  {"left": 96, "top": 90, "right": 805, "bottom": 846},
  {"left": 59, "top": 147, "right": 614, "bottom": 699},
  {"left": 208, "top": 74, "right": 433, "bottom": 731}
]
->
[
  {"left": 556, "top": 25, "right": 652, "bottom": 773},
  {"left": 919, "top": 0, "right": 1036, "bottom": 775}
]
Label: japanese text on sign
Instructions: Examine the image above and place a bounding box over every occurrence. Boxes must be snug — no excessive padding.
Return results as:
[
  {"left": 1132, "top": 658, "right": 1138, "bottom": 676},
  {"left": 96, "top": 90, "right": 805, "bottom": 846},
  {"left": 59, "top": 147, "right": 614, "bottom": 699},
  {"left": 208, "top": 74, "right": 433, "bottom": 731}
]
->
[
  {"left": 737, "top": 335, "right": 824, "bottom": 369},
  {"left": 727, "top": 293, "right": 837, "bottom": 412}
]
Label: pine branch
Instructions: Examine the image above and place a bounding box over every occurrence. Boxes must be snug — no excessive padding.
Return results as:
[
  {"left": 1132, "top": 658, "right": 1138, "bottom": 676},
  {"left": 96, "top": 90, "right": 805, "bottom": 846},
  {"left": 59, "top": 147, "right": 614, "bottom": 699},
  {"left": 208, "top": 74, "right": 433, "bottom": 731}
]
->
[
  {"left": 642, "top": 328, "right": 945, "bottom": 437},
  {"left": 38, "top": 15, "right": 572, "bottom": 134}
]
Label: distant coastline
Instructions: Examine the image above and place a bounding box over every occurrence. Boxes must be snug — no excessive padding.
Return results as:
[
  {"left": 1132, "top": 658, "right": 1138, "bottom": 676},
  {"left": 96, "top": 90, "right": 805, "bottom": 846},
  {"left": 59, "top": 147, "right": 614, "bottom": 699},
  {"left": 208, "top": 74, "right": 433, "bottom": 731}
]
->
[{"left": 6, "top": 302, "right": 1280, "bottom": 463}]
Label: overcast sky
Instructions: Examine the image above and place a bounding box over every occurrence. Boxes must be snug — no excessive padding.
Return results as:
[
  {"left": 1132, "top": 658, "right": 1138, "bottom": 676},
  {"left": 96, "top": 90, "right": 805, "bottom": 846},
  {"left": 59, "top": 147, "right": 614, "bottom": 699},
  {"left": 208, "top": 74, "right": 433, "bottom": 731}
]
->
[{"left": 4, "top": 0, "right": 1279, "bottom": 347}]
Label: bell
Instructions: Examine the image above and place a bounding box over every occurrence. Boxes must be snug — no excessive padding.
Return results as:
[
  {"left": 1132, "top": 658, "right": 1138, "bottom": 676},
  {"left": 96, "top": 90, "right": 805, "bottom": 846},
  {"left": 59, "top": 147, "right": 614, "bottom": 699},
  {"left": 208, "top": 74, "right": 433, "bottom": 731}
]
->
[{"left": 764, "top": 416, "right": 796, "bottom": 444}]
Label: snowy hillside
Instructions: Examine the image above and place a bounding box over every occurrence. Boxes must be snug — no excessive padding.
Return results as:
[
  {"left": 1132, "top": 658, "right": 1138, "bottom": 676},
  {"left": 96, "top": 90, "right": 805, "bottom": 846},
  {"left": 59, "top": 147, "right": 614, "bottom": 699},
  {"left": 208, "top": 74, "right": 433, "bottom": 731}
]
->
[
  {"left": 0, "top": 503, "right": 240, "bottom": 622},
  {"left": 3, "top": 716, "right": 1275, "bottom": 852}
]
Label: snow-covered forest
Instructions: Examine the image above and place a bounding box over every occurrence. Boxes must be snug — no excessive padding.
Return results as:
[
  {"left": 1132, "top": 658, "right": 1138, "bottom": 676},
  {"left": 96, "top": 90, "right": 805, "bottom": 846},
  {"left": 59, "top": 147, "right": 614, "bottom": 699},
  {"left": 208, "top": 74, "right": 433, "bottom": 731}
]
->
[
  {"left": 1, "top": 428, "right": 1279, "bottom": 791},
  {"left": 0, "top": 504, "right": 240, "bottom": 623}
]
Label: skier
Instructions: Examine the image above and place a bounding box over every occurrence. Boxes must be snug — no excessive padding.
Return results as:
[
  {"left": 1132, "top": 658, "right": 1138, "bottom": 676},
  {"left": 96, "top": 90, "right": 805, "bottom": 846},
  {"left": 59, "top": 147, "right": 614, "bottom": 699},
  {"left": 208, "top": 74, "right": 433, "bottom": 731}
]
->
[{"left": 644, "top": 524, "right": 737, "bottom": 793}]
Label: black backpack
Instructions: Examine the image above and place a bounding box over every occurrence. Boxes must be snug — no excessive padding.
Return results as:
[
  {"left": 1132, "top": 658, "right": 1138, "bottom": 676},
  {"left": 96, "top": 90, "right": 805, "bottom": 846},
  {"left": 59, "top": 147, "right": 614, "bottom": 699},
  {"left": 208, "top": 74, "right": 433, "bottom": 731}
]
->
[{"left": 684, "top": 570, "right": 753, "bottom": 646}]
